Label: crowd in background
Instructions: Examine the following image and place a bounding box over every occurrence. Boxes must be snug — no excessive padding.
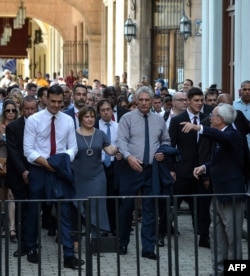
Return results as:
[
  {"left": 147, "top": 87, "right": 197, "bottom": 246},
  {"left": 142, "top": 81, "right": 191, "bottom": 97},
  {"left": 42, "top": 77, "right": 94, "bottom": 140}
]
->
[{"left": 0, "top": 68, "right": 249, "bottom": 274}]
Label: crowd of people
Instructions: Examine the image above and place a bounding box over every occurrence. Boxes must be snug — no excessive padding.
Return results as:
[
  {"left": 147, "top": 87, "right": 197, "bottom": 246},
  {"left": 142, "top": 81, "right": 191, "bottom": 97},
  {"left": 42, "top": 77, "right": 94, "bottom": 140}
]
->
[{"left": 0, "top": 68, "right": 249, "bottom": 275}]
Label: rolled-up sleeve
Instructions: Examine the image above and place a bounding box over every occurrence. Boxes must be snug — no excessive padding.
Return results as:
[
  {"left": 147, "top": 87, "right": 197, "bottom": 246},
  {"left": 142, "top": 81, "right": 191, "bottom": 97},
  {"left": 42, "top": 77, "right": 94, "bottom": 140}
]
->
[
  {"left": 65, "top": 119, "right": 78, "bottom": 161},
  {"left": 24, "top": 116, "right": 41, "bottom": 163}
]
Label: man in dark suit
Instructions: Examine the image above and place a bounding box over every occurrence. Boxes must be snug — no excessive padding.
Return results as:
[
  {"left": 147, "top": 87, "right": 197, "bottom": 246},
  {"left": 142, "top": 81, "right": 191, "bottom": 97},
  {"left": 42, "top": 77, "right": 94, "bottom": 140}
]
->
[
  {"left": 65, "top": 84, "right": 87, "bottom": 128},
  {"left": 169, "top": 88, "right": 206, "bottom": 225},
  {"left": 6, "top": 96, "right": 38, "bottom": 257},
  {"left": 102, "top": 86, "right": 128, "bottom": 122},
  {"left": 182, "top": 103, "right": 246, "bottom": 276}
]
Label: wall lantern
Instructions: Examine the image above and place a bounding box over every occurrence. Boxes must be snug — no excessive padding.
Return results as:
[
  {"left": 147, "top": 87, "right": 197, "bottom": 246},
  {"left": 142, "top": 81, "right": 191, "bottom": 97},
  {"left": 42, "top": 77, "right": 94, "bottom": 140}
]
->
[
  {"left": 179, "top": 14, "right": 191, "bottom": 42},
  {"left": 124, "top": 16, "right": 136, "bottom": 43}
]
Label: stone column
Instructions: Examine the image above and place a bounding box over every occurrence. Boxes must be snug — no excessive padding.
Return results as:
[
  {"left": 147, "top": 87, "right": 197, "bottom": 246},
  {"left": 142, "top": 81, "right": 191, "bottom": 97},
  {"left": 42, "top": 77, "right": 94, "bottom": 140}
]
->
[
  {"left": 234, "top": 0, "right": 250, "bottom": 95},
  {"left": 88, "top": 34, "right": 102, "bottom": 82},
  {"left": 107, "top": 0, "right": 114, "bottom": 85},
  {"left": 201, "top": 0, "right": 222, "bottom": 91},
  {"left": 115, "top": 0, "right": 125, "bottom": 80}
]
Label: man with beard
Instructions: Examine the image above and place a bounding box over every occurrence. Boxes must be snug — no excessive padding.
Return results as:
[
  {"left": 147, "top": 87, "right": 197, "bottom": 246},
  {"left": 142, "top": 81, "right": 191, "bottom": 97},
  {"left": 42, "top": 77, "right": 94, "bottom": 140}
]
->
[{"left": 65, "top": 84, "right": 87, "bottom": 128}]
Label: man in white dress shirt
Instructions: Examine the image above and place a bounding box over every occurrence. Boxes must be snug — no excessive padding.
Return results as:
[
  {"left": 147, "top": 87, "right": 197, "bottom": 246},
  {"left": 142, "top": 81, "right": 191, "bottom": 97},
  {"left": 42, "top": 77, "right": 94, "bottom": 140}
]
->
[{"left": 23, "top": 85, "right": 83, "bottom": 269}]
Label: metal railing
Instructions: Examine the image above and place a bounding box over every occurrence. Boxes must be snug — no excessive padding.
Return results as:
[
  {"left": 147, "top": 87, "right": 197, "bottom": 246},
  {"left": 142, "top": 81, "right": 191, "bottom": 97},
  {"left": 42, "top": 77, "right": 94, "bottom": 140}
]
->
[{"left": 0, "top": 194, "right": 249, "bottom": 276}]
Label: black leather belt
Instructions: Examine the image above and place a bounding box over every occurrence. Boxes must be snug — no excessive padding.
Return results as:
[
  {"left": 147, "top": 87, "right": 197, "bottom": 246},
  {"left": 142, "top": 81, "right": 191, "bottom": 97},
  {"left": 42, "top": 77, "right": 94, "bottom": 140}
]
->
[{"left": 141, "top": 164, "right": 152, "bottom": 170}]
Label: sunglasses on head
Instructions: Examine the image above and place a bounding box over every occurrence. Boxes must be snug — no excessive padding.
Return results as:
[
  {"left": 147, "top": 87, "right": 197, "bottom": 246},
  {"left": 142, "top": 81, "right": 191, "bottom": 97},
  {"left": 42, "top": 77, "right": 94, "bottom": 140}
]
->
[{"left": 5, "top": 109, "right": 17, "bottom": 113}]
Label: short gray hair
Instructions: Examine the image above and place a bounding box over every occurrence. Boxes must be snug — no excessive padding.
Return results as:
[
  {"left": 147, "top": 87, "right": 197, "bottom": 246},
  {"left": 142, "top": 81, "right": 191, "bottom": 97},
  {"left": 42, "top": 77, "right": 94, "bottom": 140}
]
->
[
  {"left": 135, "top": 86, "right": 154, "bottom": 99},
  {"left": 217, "top": 103, "right": 237, "bottom": 125}
]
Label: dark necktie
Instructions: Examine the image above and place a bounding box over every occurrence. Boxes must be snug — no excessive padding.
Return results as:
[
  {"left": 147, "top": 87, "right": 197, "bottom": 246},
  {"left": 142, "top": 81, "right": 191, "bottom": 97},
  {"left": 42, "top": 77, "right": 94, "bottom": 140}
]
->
[
  {"left": 143, "top": 115, "right": 150, "bottom": 165},
  {"left": 104, "top": 123, "right": 111, "bottom": 167},
  {"left": 50, "top": 116, "right": 56, "bottom": 156},
  {"left": 193, "top": 116, "right": 197, "bottom": 125}
]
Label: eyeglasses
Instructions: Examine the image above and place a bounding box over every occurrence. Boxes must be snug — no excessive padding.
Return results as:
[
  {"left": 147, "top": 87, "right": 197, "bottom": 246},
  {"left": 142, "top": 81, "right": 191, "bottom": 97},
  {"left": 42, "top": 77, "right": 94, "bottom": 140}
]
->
[
  {"left": 5, "top": 109, "right": 17, "bottom": 113},
  {"left": 175, "top": 98, "right": 187, "bottom": 102},
  {"left": 242, "top": 88, "right": 250, "bottom": 91}
]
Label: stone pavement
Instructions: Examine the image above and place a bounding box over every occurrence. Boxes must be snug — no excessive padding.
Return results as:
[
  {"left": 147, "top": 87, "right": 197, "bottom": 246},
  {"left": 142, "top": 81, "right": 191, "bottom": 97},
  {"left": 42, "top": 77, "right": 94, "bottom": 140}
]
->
[{"left": 1, "top": 212, "right": 249, "bottom": 276}]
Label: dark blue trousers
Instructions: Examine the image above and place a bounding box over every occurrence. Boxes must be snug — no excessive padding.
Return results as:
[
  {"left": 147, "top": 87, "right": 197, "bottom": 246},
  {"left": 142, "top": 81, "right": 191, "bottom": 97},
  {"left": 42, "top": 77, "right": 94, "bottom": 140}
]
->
[
  {"left": 119, "top": 162, "right": 155, "bottom": 253},
  {"left": 25, "top": 166, "right": 74, "bottom": 258}
]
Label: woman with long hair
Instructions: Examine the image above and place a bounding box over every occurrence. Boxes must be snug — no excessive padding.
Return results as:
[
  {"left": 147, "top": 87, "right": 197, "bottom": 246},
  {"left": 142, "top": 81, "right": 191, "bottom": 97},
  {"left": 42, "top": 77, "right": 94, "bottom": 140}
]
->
[{"left": 0, "top": 99, "right": 19, "bottom": 243}]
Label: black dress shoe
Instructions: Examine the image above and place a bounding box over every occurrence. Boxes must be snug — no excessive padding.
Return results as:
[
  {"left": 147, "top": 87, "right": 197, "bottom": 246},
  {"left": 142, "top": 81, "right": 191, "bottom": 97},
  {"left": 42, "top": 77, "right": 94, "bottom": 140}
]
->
[
  {"left": 199, "top": 237, "right": 210, "bottom": 249},
  {"left": 64, "top": 256, "right": 85, "bottom": 269},
  {"left": 27, "top": 250, "right": 39, "bottom": 264},
  {"left": 158, "top": 235, "right": 165, "bottom": 247},
  {"left": 141, "top": 251, "right": 158, "bottom": 260},
  {"left": 119, "top": 246, "right": 127, "bottom": 255},
  {"left": 13, "top": 248, "right": 28, "bottom": 257}
]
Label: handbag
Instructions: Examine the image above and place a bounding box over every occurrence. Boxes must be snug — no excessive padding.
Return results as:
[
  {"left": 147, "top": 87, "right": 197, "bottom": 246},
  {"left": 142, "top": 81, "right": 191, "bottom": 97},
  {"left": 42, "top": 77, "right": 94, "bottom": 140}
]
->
[{"left": 0, "top": 157, "right": 7, "bottom": 176}]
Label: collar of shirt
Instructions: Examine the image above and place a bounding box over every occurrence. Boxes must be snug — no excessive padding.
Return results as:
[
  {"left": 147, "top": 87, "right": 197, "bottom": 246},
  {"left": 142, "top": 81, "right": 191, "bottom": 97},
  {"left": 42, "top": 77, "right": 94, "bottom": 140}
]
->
[
  {"left": 170, "top": 108, "right": 175, "bottom": 117},
  {"left": 74, "top": 106, "right": 79, "bottom": 114},
  {"left": 187, "top": 109, "right": 200, "bottom": 123},
  {"left": 99, "top": 118, "right": 113, "bottom": 127},
  {"left": 45, "top": 108, "right": 59, "bottom": 119},
  {"left": 136, "top": 109, "right": 151, "bottom": 117}
]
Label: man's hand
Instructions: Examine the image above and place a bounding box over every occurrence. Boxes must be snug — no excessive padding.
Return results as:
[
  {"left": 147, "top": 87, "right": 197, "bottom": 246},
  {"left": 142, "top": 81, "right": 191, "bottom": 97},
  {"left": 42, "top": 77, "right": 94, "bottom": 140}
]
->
[
  {"left": 154, "top": 152, "right": 164, "bottom": 162},
  {"left": 170, "top": 171, "right": 176, "bottom": 182},
  {"left": 22, "top": 170, "right": 29, "bottom": 185},
  {"left": 127, "top": 155, "right": 143, "bottom": 172},
  {"left": 180, "top": 122, "right": 200, "bottom": 133},
  {"left": 193, "top": 165, "right": 206, "bottom": 179},
  {"left": 115, "top": 152, "right": 122, "bottom": 160}
]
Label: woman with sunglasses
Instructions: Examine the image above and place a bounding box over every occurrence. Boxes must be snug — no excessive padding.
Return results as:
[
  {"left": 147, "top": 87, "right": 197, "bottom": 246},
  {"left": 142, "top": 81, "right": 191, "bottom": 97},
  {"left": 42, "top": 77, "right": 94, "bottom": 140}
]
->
[{"left": 0, "top": 99, "right": 18, "bottom": 243}]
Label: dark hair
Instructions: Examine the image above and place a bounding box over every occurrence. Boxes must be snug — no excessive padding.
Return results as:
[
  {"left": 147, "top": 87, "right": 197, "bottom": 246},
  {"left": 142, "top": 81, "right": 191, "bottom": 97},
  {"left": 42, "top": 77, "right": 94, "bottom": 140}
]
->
[
  {"left": 47, "top": 84, "right": 63, "bottom": 98},
  {"left": 1, "top": 99, "right": 18, "bottom": 123},
  {"left": 117, "top": 95, "right": 129, "bottom": 106},
  {"left": 164, "top": 94, "right": 173, "bottom": 102},
  {"left": 78, "top": 106, "right": 97, "bottom": 124},
  {"left": 241, "top": 80, "right": 250, "bottom": 88},
  {"left": 102, "top": 86, "right": 117, "bottom": 98},
  {"left": 37, "top": 87, "right": 48, "bottom": 98},
  {"left": 153, "top": 95, "right": 162, "bottom": 101},
  {"left": 6, "top": 85, "right": 19, "bottom": 95},
  {"left": 205, "top": 84, "right": 219, "bottom": 99},
  {"left": 160, "top": 86, "right": 168, "bottom": 92},
  {"left": 184, "top": 79, "right": 193, "bottom": 86},
  {"left": 187, "top": 87, "right": 203, "bottom": 99},
  {"left": 72, "top": 84, "right": 88, "bottom": 95},
  {"left": 26, "top": 83, "right": 37, "bottom": 91},
  {"left": 0, "top": 88, "right": 6, "bottom": 98},
  {"left": 23, "top": 96, "right": 38, "bottom": 109},
  {"left": 96, "top": 99, "right": 114, "bottom": 113},
  {"left": 127, "top": 101, "right": 137, "bottom": 110}
]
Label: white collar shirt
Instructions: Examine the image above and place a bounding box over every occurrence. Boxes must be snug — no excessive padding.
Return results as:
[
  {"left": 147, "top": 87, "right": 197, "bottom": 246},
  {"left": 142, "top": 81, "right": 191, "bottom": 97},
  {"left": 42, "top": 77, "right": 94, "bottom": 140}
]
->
[
  {"left": 24, "top": 108, "right": 77, "bottom": 164},
  {"left": 99, "top": 119, "right": 118, "bottom": 162}
]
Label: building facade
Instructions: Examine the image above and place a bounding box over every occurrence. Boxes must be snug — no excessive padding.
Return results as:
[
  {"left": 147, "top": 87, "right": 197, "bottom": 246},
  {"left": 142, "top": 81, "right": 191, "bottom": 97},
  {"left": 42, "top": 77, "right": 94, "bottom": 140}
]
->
[{"left": 0, "top": 0, "right": 248, "bottom": 99}]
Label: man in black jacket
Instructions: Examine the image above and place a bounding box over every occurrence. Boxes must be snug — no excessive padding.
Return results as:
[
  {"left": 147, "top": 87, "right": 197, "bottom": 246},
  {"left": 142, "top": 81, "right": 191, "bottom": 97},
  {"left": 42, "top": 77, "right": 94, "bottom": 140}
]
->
[
  {"left": 182, "top": 103, "right": 246, "bottom": 276},
  {"left": 6, "top": 96, "right": 38, "bottom": 257}
]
